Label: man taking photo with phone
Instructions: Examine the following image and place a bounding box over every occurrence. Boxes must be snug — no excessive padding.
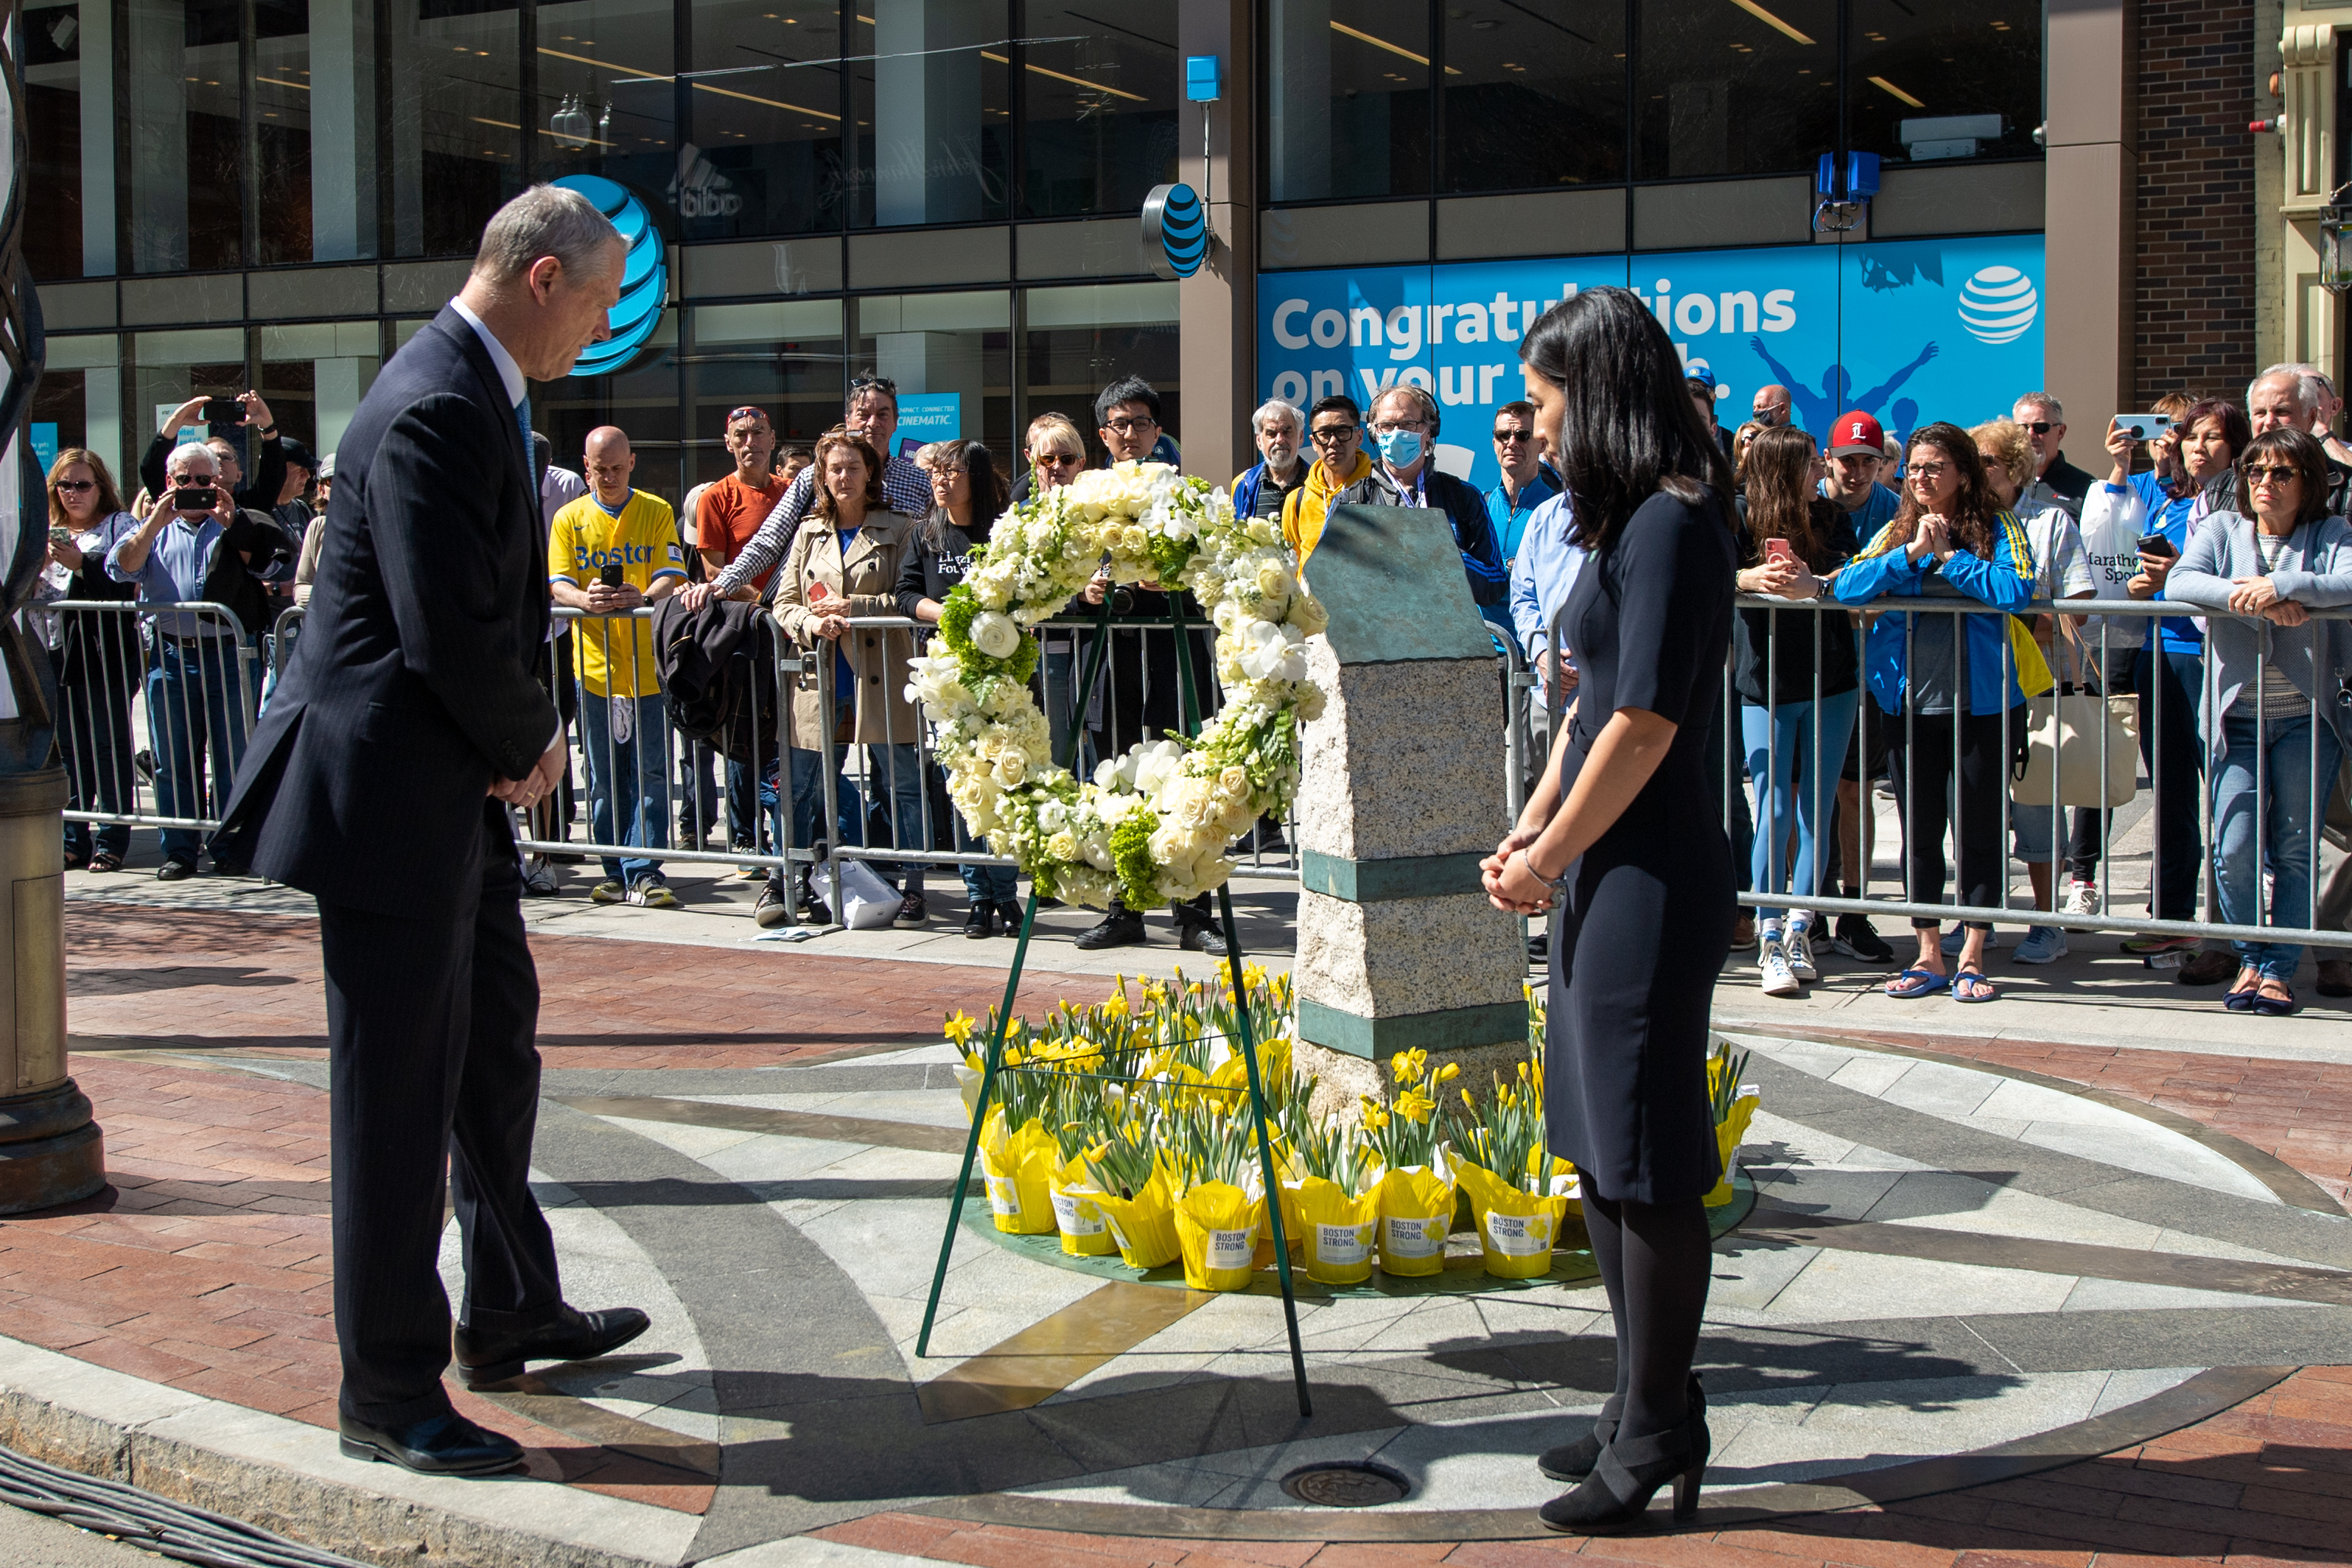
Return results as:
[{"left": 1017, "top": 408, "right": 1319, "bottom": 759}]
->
[
  {"left": 548, "top": 426, "right": 688, "bottom": 907},
  {"left": 140, "top": 390, "right": 288, "bottom": 514},
  {"left": 107, "top": 444, "right": 290, "bottom": 879}
]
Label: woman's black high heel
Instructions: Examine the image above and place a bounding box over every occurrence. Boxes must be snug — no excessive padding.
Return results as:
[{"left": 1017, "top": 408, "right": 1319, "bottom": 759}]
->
[
  {"left": 1536, "top": 1375, "right": 1701, "bottom": 1483},
  {"left": 1538, "top": 1398, "right": 1709, "bottom": 1534}
]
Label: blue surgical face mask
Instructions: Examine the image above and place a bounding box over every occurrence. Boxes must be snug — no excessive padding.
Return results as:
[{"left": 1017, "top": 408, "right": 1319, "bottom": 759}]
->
[{"left": 1376, "top": 427, "right": 1424, "bottom": 467}]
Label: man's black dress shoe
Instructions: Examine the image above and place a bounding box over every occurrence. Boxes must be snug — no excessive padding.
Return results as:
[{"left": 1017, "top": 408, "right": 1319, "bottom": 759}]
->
[
  {"left": 1175, "top": 917, "right": 1230, "bottom": 957},
  {"left": 337, "top": 1410, "right": 524, "bottom": 1477},
  {"left": 454, "top": 1304, "right": 651, "bottom": 1389}
]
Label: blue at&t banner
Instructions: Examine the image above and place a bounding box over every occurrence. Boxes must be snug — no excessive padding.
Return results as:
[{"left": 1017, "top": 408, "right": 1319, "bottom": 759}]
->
[{"left": 1259, "top": 235, "right": 2044, "bottom": 495}]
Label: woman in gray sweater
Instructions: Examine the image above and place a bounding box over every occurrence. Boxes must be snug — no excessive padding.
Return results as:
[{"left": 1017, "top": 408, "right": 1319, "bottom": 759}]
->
[{"left": 2166, "top": 427, "right": 2352, "bottom": 1013}]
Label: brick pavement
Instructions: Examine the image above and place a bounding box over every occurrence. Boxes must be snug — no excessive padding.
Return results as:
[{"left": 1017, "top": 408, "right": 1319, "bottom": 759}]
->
[
  {"left": 17, "top": 901, "right": 2352, "bottom": 1555},
  {"left": 63, "top": 903, "right": 1114, "bottom": 1068}
]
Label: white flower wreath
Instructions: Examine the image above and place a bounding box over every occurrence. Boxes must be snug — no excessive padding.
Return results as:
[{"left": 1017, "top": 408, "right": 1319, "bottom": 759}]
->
[{"left": 903, "top": 461, "right": 1329, "bottom": 911}]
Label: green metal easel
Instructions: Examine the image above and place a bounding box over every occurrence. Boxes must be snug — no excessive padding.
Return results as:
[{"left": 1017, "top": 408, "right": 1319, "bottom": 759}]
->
[{"left": 913, "top": 595, "right": 1312, "bottom": 1418}]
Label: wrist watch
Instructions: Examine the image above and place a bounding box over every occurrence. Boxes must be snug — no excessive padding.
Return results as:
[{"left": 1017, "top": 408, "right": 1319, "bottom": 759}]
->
[
  {"left": 259, "top": 424, "right": 279, "bottom": 437},
  {"left": 1515, "top": 847, "right": 1570, "bottom": 892}
]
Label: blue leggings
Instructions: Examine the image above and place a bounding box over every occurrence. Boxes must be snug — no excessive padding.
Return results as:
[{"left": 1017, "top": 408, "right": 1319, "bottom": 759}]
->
[{"left": 1741, "top": 690, "right": 1861, "bottom": 923}]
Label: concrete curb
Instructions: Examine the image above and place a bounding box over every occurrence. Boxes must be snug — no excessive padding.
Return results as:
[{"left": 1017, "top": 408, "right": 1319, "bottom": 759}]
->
[{"left": 0, "top": 1335, "right": 699, "bottom": 1568}]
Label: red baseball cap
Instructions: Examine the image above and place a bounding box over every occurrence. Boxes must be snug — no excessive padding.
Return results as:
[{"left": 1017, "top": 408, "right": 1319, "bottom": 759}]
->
[{"left": 1826, "top": 410, "right": 1885, "bottom": 458}]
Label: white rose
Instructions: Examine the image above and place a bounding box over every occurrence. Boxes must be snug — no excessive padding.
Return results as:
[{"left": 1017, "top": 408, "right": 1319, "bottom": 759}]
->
[
  {"left": 1047, "top": 830, "right": 1080, "bottom": 861},
  {"left": 1255, "top": 561, "right": 1293, "bottom": 600},
  {"left": 969, "top": 612, "right": 1021, "bottom": 659},
  {"left": 995, "top": 749, "right": 1028, "bottom": 788}
]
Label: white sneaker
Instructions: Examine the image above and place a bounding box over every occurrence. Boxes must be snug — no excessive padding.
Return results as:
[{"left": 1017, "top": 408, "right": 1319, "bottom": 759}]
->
[
  {"left": 2013, "top": 925, "right": 2069, "bottom": 964},
  {"left": 2059, "top": 881, "right": 2101, "bottom": 917},
  {"left": 1784, "top": 922, "right": 1819, "bottom": 981},
  {"left": 1758, "top": 937, "right": 1803, "bottom": 997},
  {"left": 521, "top": 855, "right": 557, "bottom": 897}
]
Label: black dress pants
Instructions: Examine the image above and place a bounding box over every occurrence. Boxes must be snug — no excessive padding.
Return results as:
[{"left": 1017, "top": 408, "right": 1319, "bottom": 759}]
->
[
  {"left": 1881, "top": 707, "right": 2012, "bottom": 930},
  {"left": 320, "top": 810, "right": 561, "bottom": 1425}
]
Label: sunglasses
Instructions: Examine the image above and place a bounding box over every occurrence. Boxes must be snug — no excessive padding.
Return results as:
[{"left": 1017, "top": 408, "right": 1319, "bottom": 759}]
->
[
  {"left": 1493, "top": 429, "right": 1533, "bottom": 444},
  {"left": 2022, "top": 421, "right": 2054, "bottom": 435},
  {"left": 1032, "top": 451, "right": 1082, "bottom": 467},
  {"left": 2247, "top": 464, "right": 2302, "bottom": 484},
  {"left": 53, "top": 479, "right": 95, "bottom": 494},
  {"left": 727, "top": 406, "right": 769, "bottom": 425},
  {"left": 849, "top": 374, "right": 897, "bottom": 396}
]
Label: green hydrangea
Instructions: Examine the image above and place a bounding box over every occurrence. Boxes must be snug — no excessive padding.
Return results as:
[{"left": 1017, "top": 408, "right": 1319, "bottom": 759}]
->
[{"left": 1110, "top": 812, "right": 1160, "bottom": 911}]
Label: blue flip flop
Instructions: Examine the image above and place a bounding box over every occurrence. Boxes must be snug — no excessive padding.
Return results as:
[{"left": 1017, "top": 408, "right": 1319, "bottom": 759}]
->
[
  {"left": 1952, "top": 967, "right": 1998, "bottom": 1004},
  {"left": 1885, "top": 967, "right": 1950, "bottom": 998}
]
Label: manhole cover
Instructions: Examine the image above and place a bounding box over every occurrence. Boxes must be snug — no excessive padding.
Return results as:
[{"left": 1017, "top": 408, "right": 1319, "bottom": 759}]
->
[{"left": 1279, "top": 1460, "right": 1410, "bottom": 1508}]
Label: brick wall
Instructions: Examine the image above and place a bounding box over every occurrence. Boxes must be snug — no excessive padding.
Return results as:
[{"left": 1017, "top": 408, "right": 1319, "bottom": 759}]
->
[{"left": 2135, "top": 0, "right": 2258, "bottom": 404}]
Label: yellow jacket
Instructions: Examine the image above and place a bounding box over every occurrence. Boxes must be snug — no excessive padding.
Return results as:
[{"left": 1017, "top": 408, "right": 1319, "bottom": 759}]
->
[{"left": 1281, "top": 451, "right": 1377, "bottom": 567}]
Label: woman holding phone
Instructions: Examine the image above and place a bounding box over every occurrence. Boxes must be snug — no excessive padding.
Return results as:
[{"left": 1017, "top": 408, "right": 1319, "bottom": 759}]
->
[
  {"left": 1732, "top": 425, "right": 1861, "bottom": 995},
  {"left": 1485, "top": 288, "right": 1737, "bottom": 1533},
  {"left": 2109, "top": 396, "right": 2247, "bottom": 967}
]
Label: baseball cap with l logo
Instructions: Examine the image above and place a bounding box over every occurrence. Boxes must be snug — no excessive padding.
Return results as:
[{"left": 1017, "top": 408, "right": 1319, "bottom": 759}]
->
[{"left": 1827, "top": 410, "right": 1886, "bottom": 458}]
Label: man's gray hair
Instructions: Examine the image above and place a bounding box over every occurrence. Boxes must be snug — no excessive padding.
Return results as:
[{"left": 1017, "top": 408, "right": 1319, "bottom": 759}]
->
[
  {"left": 472, "top": 184, "right": 623, "bottom": 284},
  {"left": 2012, "top": 390, "right": 2063, "bottom": 421},
  {"left": 1251, "top": 399, "right": 1303, "bottom": 435},
  {"left": 165, "top": 441, "right": 217, "bottom": 476},
  {"left": 1370, "top": 381, "right": 1443, "bottom": 438},
  {"left": 2250, "top": 366, "right": 2315, "bottom": 415},
  {"left": 2271, "top": 360, "right": 2337, "bottom": 408}
]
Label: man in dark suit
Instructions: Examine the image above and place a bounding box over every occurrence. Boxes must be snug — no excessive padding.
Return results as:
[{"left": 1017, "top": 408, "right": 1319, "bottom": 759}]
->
[{"left": 214, "top": 185, "right": 647, "bottom": 1477}]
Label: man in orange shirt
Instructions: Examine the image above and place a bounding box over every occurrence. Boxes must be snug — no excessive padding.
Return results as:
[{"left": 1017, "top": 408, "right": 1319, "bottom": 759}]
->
[{"left": 694, "top": 406, "right": 788, "bottom": 862}]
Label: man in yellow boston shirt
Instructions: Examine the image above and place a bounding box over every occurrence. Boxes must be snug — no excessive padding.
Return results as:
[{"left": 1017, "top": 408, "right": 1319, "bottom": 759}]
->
[{"left": 548, "top": 427, "right": 687, "bottom": 907}]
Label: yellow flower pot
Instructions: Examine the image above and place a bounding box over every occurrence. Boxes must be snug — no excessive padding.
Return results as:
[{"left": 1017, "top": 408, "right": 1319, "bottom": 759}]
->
[
  {"left": 979, "top": 1109, "right": 1057, "bottom": 1234},
  {"left": 1704, "top": 1093, "right": 1759, "bottom": 1208},
  {"left": 1047, "top": 1154, "right": 1116, "bottom": 1256},
  {"left": 1293, "top": 1175, "right": 1382, "bottom": 1284},
  {"left": 1456, "top": 1161, "right": 1572, "bottom": 1279},
  {"left": 1173, "top": 1180, "right": 1264, "bottom": 1291},
  {"left": 1093, "top": 1165, "right": 1183, "bottom": 1269},
  {"left": 1376, "top": 1163, "right": 1455, "bottom": 1277}
]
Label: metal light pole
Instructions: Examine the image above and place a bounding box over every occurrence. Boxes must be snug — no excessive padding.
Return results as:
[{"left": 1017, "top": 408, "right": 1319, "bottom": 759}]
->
[{"left": 0, "top": 0, "right": 105, "bottom": 1213}]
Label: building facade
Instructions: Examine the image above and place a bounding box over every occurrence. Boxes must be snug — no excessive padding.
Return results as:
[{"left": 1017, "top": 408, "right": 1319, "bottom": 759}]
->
[{"left": 22, "top": 1, "right": 2187, "bottom": 504}]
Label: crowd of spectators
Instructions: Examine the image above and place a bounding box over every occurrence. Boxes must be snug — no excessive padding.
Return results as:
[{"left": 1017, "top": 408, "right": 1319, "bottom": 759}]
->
[{"left": 34, "top": 344, "right": 2352, "bottom": 1013}]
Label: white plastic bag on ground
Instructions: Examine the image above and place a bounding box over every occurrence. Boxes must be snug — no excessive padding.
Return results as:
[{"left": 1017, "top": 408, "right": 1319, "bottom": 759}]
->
[{"left": 810, "top": 858, "right": 899, "bottom": 928}]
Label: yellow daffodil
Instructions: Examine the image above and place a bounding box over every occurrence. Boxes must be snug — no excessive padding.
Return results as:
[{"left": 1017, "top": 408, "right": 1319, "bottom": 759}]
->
[
  {"left": 1434, "top": 1061, "right": 1462, "bottom": 1085},
  {"left": 942, "top": 1009, "right": 977, "bottom": 1048},
  {"left": 1390, "top": 1047, "right": 1429, "bottom": 1088}
]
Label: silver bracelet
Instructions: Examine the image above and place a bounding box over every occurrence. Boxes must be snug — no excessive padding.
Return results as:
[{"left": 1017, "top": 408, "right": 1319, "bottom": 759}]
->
[{"left": 1516, "top": 847, "right": 1569, "bottom": 892}]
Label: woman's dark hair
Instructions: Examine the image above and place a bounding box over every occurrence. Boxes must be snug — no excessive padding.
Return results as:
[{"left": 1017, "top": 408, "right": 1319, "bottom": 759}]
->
[
  {"left": 2179, "top": 397, "right": 2251, "bottom": 461},
  {"left": 1741, "top": 425, "right": 1824, "bottom": 565},
  {"left": 925, "top": 439, "right": 1007, "bottom": 546},
  {"left": 1888, "top": 422, "right": 2002, "bottom": 560},
  {"left": 810, "top": 429, "right": 886, "bottom": 521},
  {"left": 1518, "top": 287, "right": 1735, "bottom": 550},
  {"left": 2237, "top": 427, "right": 2331, "bottom": 526}
]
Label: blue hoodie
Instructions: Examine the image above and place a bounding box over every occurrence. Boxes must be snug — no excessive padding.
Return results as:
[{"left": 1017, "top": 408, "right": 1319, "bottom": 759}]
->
[{"left": 1831, "top": 510, "right": 2041, "bottom": 716}]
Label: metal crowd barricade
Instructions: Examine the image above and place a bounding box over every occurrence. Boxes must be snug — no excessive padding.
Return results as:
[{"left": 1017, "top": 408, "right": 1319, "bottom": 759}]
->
[
  {"left": 48, "top": 599, "right": 265, "bottom": 839},
  {"left": 507, "top": 601, "right": 1539, "bottom": 924},
  {"left": 1693, "top": 590, "right": 2352, "bottom": 951}
]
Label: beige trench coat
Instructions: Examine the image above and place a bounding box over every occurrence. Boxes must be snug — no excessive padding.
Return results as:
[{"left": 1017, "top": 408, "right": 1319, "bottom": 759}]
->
[{"left": 771, "top": 510, "right": 922, "bottom": 746}]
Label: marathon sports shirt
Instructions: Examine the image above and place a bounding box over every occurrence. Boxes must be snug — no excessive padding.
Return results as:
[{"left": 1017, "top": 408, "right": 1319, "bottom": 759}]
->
[{"left": 548, "top": 489, "right": 686, "bottom": 699}]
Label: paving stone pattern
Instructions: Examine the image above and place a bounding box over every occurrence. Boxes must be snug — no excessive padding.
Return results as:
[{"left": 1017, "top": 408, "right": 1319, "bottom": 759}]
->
[{"left": 18, "top": 901, "right": 2352, "bottom": 1556}]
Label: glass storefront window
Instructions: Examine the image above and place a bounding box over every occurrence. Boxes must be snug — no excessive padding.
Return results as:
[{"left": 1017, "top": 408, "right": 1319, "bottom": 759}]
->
[
  {"left": 1020, "top": 1, "right": 1178, "bottom": 219},
  {"left": 256, "top": 0, "right": 382, "bottom": 265},
  {"left": 130, "top": 328, "right": 249, "bottom": 495},
  {"left": 32, "top": 335, "right": 127, "bottom": 493},
  {"left": 387, "top": 0, "right": 523, "bottom": 258},
  {"left": 126, "top": 0, "right": 245, "bottom": 271},
  {"left": 259, "top": 323, "right": 384, "bottom": 462},
  {"left": 852, "top": 291, "right": 1011, "bottom": 460},
  {"left": 1634, "top": 0, "right": 1837, "bottom": 181},
  {"left": 685, "top": 298, "right": 847, "bottom": 479},
  {"left": 23, "top": 0, "right": 114, "bottom": 279},
  {"left": 1266, "top": 0, "right": 1431, "bottom": 204},
  {"left": 537, "top": 0, "right": 679, "bottom": 201},
  {"left": 1021, "top": 282, "right": 1178, "bottom": 466},
  {"left": 849, "top": 0, "right": 1009, "bottom": 229},
  {"left": 1847, "top": 1, "right": 2043, "bottom": 169},
  {"left": 682, "top": 1, "right": 846, "bottom": 239},
  {"left": 1442, "top": 0, "right": 1626, "bottom": 192},
  {"left": 536, "top": 317, "right": 685, "bottom": 501}
]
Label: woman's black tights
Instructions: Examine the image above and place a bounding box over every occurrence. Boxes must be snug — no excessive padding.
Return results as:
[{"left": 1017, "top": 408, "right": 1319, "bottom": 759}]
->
[{"left": 1582, "top": 1190, "right": 1712, "bottom": 1439}]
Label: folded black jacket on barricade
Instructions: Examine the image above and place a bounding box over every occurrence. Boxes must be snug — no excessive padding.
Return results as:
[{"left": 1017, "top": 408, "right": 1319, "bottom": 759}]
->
[
  {"left": 653, "top": 593, "right": 779, "bottom": 767},
  {"left": 203, "top": 509, "right": 298, "bottom": 637}
]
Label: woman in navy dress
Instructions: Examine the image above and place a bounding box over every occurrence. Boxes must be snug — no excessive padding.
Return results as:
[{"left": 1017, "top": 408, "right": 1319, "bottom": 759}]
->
[{"left": 1484, "top": 287, "right": 1737, "bottom": 1533}]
